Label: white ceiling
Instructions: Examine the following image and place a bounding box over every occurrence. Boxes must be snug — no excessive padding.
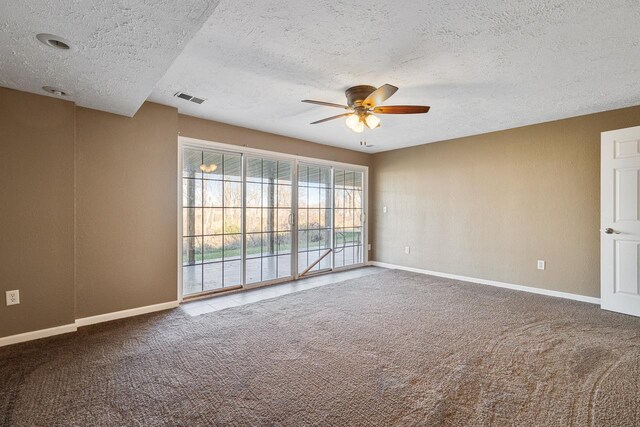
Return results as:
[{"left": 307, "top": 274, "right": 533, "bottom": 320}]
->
[
  {"left": 0, "top": 0, "right": 220, "bottom": 116},
  {"left": 2, "top": 1, "right": 639, "bottom": 152},
  {"left": 150, "top": 0, "right": 640, "bottom": 152}
]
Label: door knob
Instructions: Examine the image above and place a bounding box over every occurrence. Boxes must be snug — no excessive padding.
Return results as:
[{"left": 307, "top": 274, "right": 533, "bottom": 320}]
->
[{"left": 604, "top": 227, "right": 621, "bottom": 234}]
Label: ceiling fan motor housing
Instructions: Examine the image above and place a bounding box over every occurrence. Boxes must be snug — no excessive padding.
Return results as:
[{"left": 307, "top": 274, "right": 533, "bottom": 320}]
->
[{"left": 345, "top": 85, "right": 377, "bottom": 108}]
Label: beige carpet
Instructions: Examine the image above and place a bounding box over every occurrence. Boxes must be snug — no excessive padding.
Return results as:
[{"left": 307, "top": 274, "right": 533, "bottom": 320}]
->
[{"left": 1, "top": 270, "right": 639, "bottom": 426}]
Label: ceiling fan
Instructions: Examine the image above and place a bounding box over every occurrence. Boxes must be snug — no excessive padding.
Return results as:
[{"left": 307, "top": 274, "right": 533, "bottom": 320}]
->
[{"left": 302, "top": 84, "right": 430, "bottom": 133}]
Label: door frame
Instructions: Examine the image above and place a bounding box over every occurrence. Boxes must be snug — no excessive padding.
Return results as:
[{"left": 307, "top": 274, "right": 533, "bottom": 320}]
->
[{"left": 177, "top": 136, "right": 369, "bottom": 301}]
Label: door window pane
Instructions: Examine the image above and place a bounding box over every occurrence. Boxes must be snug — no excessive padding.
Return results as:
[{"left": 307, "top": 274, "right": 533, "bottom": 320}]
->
[
  {"left": 224, "top": 208, "right": 242, "bottom": 234},
  {"left": 245, "top": 208, "right": 262, "bottom": 233},
  {"left": 183, "top": 265, "right": 203, "bottom": 295},
  {"left": 246, "top": 157, "right": 262, "bottom": 182},
  {"left": 246, "top": 183, "right": 262, "bottom": 207},
  {"left": 277, "top": 232, "right": 291, "bottom": 254},
  {"left": 261, "top": 232, "right": 277, "bottom": 257},
  {"left": 203, "top": 263, "right": 222, "bottom": 291},
  {"left": 263, "top": 160, "right": 277, "bottom": 180},
  {"left": 262, "top": 208, "right": 276, "bottom": 233},
  {"left": 277, "top": 161, "right": 292, "bottom": 185},
  {"left": 224, "top": 182, "right": 242, "bottom": 207},
  {"left": 182, "top": 237, "right": 202, "bottom": 266},
  {"left": 183, "top": 179, "right": 202, "bottom": 207},
  {"left": 183, "top": 149, "right": 203, "bottom": 178},
  {"left": 262, "top": 256, "right": 277, "bottom": 281},
  {"left": 224, "top": 260, "right": 242, "bottom": 286},
  {"left": 246, "top": 234, "right": 262, "bottom": 258},
  {"left": 202, "top": 152, "right": 223, "bottom": 180},
  {"left": 224, "top": 234, "right": 242, "bottom": 260},
  {"left": 246, "top": 258, "right": 261, "bottom": 284},
  {"left": 277, "top": 185, "right": 292, "bottom": 207},
  {"left": 183, "top": 208, "right": 202, "bottom": 236},
  {"left": 203, "top": 208, "right": 223, "bottom": 236},
  {"left": 203, "top": 236, "right": 223, "bottom": 263},
  {"left": 277, "top": 254, "right": 291, "bottom": 278},
  {"left": 277, "top": 209, "right": 292, "bottom": 231},
  {"left": 203, "top": 180, "right": 222, "bottom": 207},
  {"left": 223, "top": 154, "right": 241, "bottom": 181}
]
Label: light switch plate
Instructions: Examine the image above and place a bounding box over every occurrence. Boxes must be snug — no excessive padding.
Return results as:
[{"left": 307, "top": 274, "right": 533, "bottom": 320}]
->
[
  {"left": 537, "top": 260, "right": 546, "bottom": 270},
  {"left": 6, "top": 290, "right": 20, "bottom": 306},
  {"left": 405, "top": 246, "right": 411, "bottom": 255}
]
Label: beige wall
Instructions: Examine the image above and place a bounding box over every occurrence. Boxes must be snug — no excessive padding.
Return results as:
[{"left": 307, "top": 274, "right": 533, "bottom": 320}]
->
[
  {"left": 0, "top": 88, "right": 75, "bottom": 337},
  {"left": 75, "top": 103, "right": 179, "bottom": 318},
  {"left": 179, "top": 115, "right": 371, "bottom": 166},
  {"left": 371, "top": 105, "right": 640, "bottom": 298}
]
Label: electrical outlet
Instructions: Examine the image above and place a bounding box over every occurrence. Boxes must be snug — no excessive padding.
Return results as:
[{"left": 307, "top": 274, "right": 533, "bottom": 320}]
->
[
  {"left": 368, "top": 244, "right": 372, "bottom": 251},
  {"left": 383, "top": 206, "right": 387, "bottom": 213},
  {"left": 6, "top": 290, "right": 20, "bottom": 306},
  {"left": 405, "top": 246, "right": 410, "bottom": 255},
  {"left": 537, "top": 260, "right": 546, "bottom": 270}
]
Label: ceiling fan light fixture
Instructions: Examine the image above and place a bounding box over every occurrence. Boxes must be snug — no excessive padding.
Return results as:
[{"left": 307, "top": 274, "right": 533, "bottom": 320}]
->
[
  {"left": 352, "top": 121, "right": 365, "bottom": 133},
  {"left": 345, "top": 114, "right": 360, "bottom": 130},
  {"left": 365, "top": 114, "right": 380, "bottom": 129}
]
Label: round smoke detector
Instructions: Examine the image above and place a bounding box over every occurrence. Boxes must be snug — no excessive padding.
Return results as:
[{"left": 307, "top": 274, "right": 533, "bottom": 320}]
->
[
  {"left": 42, "top": 86, "right": 70, "bottom": 97},
  {"left": 36, "top": 33, "right": 75, "bottom": 51}
]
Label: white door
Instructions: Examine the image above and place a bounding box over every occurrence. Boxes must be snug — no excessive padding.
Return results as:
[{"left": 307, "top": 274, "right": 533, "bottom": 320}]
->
[{"left": 601, "top": 125, "right": 640, "bottom": 317}]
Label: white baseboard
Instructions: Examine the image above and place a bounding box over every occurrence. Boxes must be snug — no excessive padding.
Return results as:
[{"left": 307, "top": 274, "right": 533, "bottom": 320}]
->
[
  {"left": 369, "top": 261, "right": 601, "bottom": 305},
  {"left": 2, "top": 264, "right": 600, "bottom": 348},
  {"left": 1, "top": 300, "right": 179, "bottom": 348},
  {"left": 75, "top": 300, "right": 179, "bottom": 327},
  {"left": 0, "top": 323, "right": 77, "bottom": 348}
]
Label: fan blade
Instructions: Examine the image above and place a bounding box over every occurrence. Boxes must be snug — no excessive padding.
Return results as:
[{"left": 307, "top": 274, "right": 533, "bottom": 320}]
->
[
  {"left": 310, "top": 113, "right": 353, "bottom": 124},
  {"left": 372, "top": 105, "right": 430, "bottom": 114},
  {"left": 362, "top": 84, "right": 398, "bottom": 107},
  {"left": 302, "top": 99, "right": 349, "bottom": 109}
]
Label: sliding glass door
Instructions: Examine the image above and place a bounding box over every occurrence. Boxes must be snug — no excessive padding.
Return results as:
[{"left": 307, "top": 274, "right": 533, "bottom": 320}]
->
[
  {"left": 334, "top": 169, "right": 365, "bottom": 268},
  {"left": 180, "top": 143, "right": 367, "bottom": 297},
  {"left": 182, "top": 149, "right": 243, "bottom": 296},
  {"left": 297, "top": 164, "right": 332, "bottom": 276},
  {"left": 245, "top": 157, "right": 294, "bottom": 285}
]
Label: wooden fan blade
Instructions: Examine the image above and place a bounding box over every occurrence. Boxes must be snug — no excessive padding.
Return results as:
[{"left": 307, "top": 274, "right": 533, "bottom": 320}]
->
[
  {"left": 362, "top": 84, "right": 398, "bottom": 107},
  {"left": 302, "top": 99, "right": 349, "bottom": 109},
  {"left": 310, "top": 113, "right": 353, "bottom": 124},
  {"left": 372, "top": 105, "right": 430, "bottom": 114}
]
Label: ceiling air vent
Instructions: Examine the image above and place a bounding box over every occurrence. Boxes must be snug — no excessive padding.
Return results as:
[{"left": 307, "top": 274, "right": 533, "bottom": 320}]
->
[{"left": 174, "top": 92, "right": 206, "bottom": 104}]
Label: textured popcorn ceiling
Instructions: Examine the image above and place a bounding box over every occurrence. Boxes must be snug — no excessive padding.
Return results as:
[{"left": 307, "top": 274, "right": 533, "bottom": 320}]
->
[
  {"left": 3, "top": 1, "right": 639, "bottom": 151},
  {"left": 0, "top": 0, "right": 219, "bottom": 116},
  {"left": 151, "top": 0, "right": 640, "bottom": 152}
]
